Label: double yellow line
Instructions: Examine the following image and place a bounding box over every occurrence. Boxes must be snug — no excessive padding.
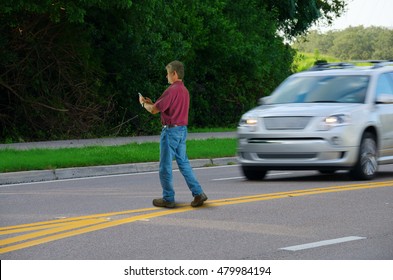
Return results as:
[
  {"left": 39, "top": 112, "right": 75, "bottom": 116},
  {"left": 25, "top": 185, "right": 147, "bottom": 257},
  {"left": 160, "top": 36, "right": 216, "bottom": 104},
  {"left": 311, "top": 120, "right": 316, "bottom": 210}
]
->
[{"left": 1, "top": 180, "right": 393, "bottom": 254}]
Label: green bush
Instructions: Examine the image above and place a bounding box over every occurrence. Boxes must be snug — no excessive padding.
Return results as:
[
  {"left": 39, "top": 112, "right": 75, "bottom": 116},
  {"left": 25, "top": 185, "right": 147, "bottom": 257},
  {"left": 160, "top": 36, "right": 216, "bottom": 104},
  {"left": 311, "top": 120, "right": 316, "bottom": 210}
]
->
[{"left": 0, "top": 0, "right": 345, "bottom": 142}]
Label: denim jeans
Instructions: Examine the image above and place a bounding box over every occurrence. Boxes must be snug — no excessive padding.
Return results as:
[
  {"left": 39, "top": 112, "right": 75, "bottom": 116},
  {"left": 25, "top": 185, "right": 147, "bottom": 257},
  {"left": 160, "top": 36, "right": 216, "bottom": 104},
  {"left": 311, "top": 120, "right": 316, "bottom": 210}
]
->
[{"left": 159, "top": 126, "right": 203, "bottom": 202}]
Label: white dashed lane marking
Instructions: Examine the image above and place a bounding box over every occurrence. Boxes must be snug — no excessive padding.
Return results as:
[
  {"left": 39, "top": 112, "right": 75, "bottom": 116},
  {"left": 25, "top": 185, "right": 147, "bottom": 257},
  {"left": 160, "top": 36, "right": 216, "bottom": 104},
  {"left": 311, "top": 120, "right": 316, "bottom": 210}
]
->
[{"left": 280, "top": 236, "right": 367, "bottom": 251}]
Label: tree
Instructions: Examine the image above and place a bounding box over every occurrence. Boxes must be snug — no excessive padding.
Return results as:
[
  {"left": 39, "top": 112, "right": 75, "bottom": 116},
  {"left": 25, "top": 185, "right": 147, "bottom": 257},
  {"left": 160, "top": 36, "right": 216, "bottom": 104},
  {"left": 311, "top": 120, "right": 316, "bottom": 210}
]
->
[
  {"left": 331, "top": 26, "right": 374, "bottom": 59},
  {"left": 266, "top": 0, "right": 346, "bottom": 38},
  {"left": 187, "top": 0, "right": 294, "bottom": 127},
  {"left": 292, "top": 25, "right": 393, "bottom": 60},
  {"left": 1, "top": 0, "right": 347, "bottom": 141},
  {"left": 373, "top": 27, "right": 393, "bottom": 59},
  {"left": 0, "top": 0, "right": 132, "bottom": 140}
]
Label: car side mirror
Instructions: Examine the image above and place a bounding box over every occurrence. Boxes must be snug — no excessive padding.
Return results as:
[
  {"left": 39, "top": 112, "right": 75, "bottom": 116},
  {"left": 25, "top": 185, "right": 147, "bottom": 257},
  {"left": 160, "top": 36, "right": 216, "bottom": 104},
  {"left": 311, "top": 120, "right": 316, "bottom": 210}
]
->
[
  {"left": 376, "top": 94, "right": 393, "bottom": 104},
  {"left": 258, "top": 96, "right": 270, "bottom": 105}
]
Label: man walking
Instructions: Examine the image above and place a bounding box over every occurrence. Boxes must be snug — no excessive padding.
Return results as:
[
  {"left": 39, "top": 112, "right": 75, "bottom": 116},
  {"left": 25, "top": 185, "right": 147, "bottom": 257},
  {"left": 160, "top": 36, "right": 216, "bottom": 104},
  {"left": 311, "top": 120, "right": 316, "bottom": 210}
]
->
[{"left": 139, "top": 61, "right": 207, "bottom": 208}]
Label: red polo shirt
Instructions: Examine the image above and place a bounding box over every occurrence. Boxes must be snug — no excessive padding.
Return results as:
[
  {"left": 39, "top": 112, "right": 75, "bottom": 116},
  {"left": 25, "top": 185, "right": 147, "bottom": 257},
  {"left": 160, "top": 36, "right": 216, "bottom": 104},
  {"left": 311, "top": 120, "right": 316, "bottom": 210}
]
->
[{"left": 154, "top": 81, "right": 189, "bottom": 126}]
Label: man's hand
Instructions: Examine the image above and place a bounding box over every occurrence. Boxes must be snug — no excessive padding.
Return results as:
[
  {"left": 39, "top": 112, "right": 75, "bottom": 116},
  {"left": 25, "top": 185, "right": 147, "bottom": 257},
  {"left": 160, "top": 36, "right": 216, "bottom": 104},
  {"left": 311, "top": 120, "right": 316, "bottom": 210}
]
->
[
  {"left": 139, "top": 95, "right": 159, "bottom": 114},
  {"left": 144, "top": 97, "right": 153, "bottom": 104},
  {"left": 139, "top": 94, "right": 153, "bottom": 105}
]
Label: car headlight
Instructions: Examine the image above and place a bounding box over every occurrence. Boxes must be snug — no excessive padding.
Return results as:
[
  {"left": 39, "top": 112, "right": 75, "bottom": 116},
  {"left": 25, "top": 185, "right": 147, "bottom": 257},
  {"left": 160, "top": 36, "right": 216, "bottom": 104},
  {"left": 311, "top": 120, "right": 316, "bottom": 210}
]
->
[
  {"left": 239, "top": 117, "right": 258, "bottom": 126},
  {"left": 318, "top": 114, "right": 351, "bottom": 130}
]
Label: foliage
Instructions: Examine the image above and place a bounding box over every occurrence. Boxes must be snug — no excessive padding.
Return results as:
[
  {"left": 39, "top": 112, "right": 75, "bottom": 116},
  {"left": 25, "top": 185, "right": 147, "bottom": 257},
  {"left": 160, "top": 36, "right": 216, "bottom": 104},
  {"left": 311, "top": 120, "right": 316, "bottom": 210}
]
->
[
  {"left": 0, "top": 0, "right": 346, "bottom": 142},
  {"left": 0, "top": 0, "right": 132, "bottom": 141},
  {"left": 266, "top": 0, "right": 346, "bottom": 38},
  {"left": 292, "top": 52, "right": 340, "bottom": 72},
  {"left": 293, "top": 26, "right": 393, "bottom": 60}
]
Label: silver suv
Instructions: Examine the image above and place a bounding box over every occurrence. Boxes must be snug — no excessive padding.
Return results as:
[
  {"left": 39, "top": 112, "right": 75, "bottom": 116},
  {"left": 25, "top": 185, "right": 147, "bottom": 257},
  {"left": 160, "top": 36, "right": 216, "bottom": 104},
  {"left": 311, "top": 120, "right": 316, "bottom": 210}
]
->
[{"left": 237, "top": 61, "right": 393, "bottom": 180}]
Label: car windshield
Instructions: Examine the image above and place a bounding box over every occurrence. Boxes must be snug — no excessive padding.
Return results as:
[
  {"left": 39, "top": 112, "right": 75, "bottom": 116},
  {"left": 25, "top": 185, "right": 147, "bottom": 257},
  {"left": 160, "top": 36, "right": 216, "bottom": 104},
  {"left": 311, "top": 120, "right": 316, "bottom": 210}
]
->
[{"left": 268, "top": 75, "right": 370, "bottom": 104}]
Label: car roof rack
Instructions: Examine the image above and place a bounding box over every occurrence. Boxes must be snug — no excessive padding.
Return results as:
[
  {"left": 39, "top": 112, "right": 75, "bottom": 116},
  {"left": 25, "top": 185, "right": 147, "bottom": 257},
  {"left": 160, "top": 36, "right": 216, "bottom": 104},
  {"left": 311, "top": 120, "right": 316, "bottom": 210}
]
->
[
  {"left": 369, "top": 60, "right": 393, "bottom": 69},
  {"left": 308, "top": 61, "right": 355, "bottom": 71}
]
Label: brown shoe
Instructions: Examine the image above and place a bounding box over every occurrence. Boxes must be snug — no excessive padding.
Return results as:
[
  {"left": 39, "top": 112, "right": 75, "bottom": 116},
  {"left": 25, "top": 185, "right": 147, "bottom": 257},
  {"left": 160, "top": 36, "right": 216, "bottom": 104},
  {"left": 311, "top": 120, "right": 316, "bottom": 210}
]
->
[
  {"left": 191, "top": 193, "right": 208, "bottom": 207},
  {"left": 153, "top": 198, "right": 175, "bottom": 208}
]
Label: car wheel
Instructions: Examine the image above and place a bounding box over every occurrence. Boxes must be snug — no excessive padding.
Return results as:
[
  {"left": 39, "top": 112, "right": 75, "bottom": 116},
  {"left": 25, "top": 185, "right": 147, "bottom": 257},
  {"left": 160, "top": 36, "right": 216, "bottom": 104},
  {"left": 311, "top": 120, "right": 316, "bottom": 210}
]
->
[
  {"left": 241, "top": 166, "right": 268, "bottom": 180},
  {"left": 350, "top": 132, "right": 378, "bottom": 180}
]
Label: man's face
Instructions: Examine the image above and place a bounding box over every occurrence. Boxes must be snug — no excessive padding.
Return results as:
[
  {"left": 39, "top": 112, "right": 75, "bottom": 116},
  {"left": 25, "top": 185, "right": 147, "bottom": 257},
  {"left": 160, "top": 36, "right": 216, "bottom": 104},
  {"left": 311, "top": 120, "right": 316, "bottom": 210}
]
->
[{"left": 166, "top": 70, "right": 175, "bottom": 84}]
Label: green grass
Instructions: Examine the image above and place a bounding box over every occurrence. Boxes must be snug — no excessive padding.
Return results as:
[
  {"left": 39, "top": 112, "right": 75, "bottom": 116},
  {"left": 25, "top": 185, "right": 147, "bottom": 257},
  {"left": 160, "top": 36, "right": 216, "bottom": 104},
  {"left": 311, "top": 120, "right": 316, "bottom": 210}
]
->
[
  {"left": 292, "top": 52, "right": 377, "bottom": 73},
  {"left": 293, "top": 52, "right": 340, "bottom": 72},
  {"left": 0, "top": 138, "right": 237, "bottom": 173},
  {"left": 188, "top": 127, "right": 236, "bottom": 133}
]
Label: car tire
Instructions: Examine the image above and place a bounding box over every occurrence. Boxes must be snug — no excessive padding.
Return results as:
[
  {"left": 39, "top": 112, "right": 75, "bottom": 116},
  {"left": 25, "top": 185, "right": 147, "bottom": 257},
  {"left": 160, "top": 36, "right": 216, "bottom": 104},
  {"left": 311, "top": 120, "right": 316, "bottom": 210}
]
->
[
  {"left": 350, "top": 132, "right": 378, "bottom": 180},
  {"left": 241, "top": 166, "right": 267, "bottom": 180}
]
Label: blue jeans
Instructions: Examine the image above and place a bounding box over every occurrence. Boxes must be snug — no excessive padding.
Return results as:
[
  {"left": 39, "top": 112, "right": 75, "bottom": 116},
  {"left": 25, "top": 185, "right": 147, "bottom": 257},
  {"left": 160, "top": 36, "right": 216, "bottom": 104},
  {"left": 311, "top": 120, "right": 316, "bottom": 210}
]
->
[{"left": 159, "top": 126, "right": 204, "bottom": 202}]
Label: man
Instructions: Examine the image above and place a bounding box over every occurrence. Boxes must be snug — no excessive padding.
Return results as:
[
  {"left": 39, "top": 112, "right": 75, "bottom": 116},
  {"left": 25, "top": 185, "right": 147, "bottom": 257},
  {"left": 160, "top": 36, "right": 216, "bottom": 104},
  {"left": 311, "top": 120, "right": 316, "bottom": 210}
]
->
[{"left": 139, "top": 61, "right": 207, "bottom": 208}]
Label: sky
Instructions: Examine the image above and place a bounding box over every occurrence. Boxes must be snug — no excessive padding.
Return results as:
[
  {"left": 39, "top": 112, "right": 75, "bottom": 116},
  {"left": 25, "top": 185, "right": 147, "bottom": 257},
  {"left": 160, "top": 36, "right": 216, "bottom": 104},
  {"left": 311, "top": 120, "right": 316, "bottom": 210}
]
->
[{"left": 315, "top": 0, "right": 393, "bottom": 31}]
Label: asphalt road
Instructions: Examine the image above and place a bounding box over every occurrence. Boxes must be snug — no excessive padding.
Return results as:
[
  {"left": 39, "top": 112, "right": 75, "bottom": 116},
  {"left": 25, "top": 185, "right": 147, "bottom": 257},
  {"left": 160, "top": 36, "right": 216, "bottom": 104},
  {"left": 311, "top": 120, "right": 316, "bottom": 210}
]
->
[{"left": 1, "top": 164, "right": 393, "bottom": 260}]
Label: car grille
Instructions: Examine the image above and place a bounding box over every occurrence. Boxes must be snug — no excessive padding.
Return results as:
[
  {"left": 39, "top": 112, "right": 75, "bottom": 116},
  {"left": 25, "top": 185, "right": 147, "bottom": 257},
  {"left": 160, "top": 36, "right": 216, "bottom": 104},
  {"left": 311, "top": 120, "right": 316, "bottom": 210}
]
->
[
  {"left": 257, "top": 153, "right": 317, "bottom": 159},
  {"left": 263, "top": 117, "right": 311, "bottom": 130},
  {"left": 247, "top": 137, "right": 323, "bottom": 143}
]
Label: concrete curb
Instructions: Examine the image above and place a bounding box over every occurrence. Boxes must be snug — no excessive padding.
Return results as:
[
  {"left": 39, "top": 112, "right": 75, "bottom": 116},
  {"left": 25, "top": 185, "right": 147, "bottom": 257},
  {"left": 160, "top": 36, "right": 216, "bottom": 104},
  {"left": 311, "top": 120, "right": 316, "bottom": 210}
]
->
[{"left": 0, "top": 157, "right": 238, "bottom": 185}]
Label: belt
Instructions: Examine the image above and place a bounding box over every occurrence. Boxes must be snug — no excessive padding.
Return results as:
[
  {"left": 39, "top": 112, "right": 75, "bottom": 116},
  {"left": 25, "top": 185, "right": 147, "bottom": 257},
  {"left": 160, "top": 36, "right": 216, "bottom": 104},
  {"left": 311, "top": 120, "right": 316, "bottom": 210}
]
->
[{"left": 162, "top": 124, "right": 178, "bottom": 128}]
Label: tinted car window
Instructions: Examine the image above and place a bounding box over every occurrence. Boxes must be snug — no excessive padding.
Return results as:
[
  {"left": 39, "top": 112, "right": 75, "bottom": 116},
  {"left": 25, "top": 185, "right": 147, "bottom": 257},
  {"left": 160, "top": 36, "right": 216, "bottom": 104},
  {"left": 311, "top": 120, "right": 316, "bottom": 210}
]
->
[{"left": 269, "top": 76, "right": 369, "bottom": 104}]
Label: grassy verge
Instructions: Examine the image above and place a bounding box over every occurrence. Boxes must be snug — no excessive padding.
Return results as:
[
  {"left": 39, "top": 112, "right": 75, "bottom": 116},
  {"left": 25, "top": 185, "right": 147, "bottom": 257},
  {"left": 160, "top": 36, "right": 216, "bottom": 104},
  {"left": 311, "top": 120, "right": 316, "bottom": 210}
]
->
[
  {"left": 188, "top": 127, "right": 236, "bottom": 133},
  {"left": 292, "top": 52, "right": 340, "bottom": 72},
  {"left": 0, "top": 138, "right": 237, "bottom": 173}
]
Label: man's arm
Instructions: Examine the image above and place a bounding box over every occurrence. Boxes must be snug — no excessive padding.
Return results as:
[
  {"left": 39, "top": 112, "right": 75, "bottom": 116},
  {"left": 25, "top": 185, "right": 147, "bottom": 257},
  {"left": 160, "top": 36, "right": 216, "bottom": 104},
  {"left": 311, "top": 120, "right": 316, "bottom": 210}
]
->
[
  {"left": 139, "top": 96, "right": 160, "bottom": 114},
  {"left": 143, "top": 101, "right": 160, "bottom": 114}
]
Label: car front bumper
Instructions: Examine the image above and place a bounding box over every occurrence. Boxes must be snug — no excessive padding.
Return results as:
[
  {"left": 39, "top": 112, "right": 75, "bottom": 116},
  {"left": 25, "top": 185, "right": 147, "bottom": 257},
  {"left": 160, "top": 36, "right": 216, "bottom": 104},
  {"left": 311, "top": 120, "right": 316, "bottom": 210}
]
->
[{"left": 237, "top": 133, "right": 359, "bottom": 169}]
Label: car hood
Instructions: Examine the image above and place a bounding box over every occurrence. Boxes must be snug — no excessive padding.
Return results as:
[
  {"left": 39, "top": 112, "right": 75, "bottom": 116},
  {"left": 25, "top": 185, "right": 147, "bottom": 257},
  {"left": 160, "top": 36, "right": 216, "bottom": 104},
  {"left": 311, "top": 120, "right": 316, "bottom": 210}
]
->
[{"left": 245, "top": 103, "right": 363, "bottom": 118}]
